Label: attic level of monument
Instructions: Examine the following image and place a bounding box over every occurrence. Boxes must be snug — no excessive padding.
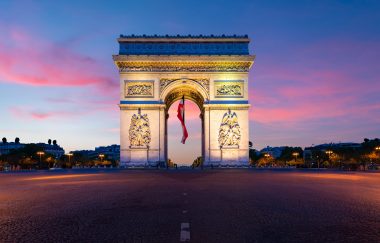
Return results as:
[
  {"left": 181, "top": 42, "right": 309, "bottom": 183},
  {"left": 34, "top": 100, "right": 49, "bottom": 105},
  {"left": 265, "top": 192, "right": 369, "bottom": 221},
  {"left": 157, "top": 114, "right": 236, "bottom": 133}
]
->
[{"left": 117, "top": 34, "right": 251, "bottom": 56}]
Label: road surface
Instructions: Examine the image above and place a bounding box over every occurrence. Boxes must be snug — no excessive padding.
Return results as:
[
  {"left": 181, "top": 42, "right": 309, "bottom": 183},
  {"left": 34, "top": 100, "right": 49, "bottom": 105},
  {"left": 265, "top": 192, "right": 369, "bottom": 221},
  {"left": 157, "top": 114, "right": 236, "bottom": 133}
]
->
[{"left": 0, "top": 169, "right": 379, "bottom": 242}]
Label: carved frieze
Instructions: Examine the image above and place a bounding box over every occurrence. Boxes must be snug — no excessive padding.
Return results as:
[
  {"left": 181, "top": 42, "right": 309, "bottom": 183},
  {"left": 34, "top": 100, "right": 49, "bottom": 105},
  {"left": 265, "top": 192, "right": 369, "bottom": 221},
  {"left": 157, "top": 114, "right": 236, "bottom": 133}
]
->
[
  {"left": 160, "top": 78, "right": 209, "bottom": 94},
  {"left": 125, "top": 81, "right": 154, "bottom": 97},
  {"left": 129, "top": 109, "right": 151, "bottom": 147},
  {"left": 116, "top": 61, "right": 251, "bottom": 73},
  {"left": 165, "top": 88, "right": 204, "bottom": 109},
  {"left": 214, "top": 80, "right": 244, "bottom": 98},
  {"left": 218, "top": 109, "right": 241, "bottom": 147}
]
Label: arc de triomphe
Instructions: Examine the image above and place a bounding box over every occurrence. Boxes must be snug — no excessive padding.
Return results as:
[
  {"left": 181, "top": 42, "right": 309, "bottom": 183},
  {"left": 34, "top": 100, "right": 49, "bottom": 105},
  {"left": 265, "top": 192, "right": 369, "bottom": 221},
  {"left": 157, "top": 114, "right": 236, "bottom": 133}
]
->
[{"left": 113, "top": 35, "right": 255, "bottom": 167}]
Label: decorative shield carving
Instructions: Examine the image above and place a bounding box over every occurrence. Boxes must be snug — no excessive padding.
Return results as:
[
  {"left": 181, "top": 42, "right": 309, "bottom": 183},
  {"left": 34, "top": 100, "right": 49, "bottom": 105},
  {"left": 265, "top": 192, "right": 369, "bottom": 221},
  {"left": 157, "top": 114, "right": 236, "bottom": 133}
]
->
[
  {"left": 129, "top": 109, "right": 151, "bottom": 147},
  {"left": 218, "top": 109, "right": 241, "bottom": 147}
]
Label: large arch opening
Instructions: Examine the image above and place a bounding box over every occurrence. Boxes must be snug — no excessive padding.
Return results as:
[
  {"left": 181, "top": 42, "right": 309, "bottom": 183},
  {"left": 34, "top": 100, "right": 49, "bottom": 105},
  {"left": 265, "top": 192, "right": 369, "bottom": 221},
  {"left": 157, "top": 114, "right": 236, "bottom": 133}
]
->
[
  {"left": 162, "top": 81, "right": 207, "bottom": 166},
  {"left": 167, "top": 100, "right": 202, "bottom": 165}
]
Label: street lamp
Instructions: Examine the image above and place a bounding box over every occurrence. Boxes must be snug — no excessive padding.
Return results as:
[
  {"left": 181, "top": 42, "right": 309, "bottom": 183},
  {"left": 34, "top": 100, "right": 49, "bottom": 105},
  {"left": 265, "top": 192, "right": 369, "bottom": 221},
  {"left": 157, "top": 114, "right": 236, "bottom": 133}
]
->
[
  {"left": 292, "top": 152, "right": 299, "bottom": 163},
  {"left": 37, "top": 151, "right": 45, "bottom": 165},
  {"left": 66, "top": 153, "right": 73, "bottom": 164},
  {"left": 325, "top": 150, "right": 333, "bottom": 157},
  {"left": 375, "top": 147, "right": 380, "bottom": 162},
  {"left": 325, "top": 150, "right": 333, "bottom": 167},
  {"left": 99, "top": 154, "right": 105, "bottom": 162}
]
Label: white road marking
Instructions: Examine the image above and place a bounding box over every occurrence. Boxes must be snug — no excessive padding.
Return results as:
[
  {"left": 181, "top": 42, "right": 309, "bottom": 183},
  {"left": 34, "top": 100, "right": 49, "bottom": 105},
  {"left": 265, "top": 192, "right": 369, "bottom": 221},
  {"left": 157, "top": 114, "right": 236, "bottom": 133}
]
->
[
  {"left": 180, "top": 222, "right": 190, "bottom": 242},
  {"left": 182, "top": 210, "right": 188, "bottom": 214}
]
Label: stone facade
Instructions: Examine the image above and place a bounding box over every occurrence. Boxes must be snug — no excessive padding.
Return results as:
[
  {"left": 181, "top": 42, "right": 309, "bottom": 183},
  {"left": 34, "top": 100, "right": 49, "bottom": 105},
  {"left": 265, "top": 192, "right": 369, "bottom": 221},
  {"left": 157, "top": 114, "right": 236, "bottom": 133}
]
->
[{"left": 113, "top": 35, "right": 255, "bottom": 167}]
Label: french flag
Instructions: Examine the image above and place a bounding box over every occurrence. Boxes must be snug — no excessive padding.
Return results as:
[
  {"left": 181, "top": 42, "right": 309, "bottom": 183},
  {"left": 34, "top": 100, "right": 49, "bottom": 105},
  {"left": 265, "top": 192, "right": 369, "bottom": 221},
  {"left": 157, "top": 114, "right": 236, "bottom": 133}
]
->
[{"left": 177, "top": 95, "right": 188, "bottom": 144}]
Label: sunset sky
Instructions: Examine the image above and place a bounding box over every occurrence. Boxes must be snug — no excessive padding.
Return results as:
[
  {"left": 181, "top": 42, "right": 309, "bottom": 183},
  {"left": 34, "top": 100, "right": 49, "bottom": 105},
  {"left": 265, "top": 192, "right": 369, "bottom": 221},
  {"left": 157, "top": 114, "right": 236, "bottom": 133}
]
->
[{"left": 1, "top": 0, "right": 379, "bottom": 164}]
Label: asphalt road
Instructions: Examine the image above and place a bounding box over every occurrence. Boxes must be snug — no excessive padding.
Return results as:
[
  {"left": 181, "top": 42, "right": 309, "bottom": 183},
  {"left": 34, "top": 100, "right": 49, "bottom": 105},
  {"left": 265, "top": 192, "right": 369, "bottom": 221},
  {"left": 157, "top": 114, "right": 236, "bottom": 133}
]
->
[{"left": 0, "top": 169, "right": 379, "bottom": 243}]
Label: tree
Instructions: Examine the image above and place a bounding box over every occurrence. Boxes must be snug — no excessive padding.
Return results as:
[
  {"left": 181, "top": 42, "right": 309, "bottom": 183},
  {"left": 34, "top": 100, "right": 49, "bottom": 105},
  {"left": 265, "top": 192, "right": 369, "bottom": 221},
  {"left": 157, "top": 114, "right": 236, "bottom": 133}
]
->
[
  {"left": 53, "top": 140, "right": 57, "bottom": 146},
  {"left": 48, "top": 139, "right": 52, "bottom": 145},
  {"left": 278, "top": 147, "right": 303, "bottom": 164},
  {"left": 249, "top": 149, "right": 261, "bottom": 166},
  {"left": 5, "top": 144, "right": 54, "bottom": 169},
  {"left": 249, "top": 141, "right": 253, "bottom": 148},
  {"left": 257, "top": 155, "right": 275, "bottom": 167},
  {"left": 2, "top": 137, "right": 7, "bottom": 144},
  {"left": 192, "top": 156, "right": 203, "bottom": 168},
  {"left": 310, "top": 150, "right": 328, "bottom": 168},
  {"left": 15, "top": 137, "right": 20, "bottom": 144}
]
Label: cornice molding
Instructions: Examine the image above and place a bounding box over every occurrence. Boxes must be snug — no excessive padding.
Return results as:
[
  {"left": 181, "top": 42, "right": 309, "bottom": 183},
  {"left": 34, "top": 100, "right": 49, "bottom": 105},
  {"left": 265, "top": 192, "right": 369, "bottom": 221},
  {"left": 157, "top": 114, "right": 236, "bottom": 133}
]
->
[
  {"left": 113, "top": 55, "right": 255, "bottom": 62},
  {"left": 113, "top": 55, "right": 255, "bottom": 73}
]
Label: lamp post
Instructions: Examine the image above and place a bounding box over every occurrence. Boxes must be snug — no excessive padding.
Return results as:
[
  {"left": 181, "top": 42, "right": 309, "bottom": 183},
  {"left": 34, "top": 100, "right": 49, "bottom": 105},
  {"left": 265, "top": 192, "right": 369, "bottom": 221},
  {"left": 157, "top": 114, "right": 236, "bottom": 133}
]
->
[
  {"left": 326, "top": 150, "right": 333, "bottom": 167},
  {"left": 37, "top": 151, "right": 45, "bottom": 167},
  {"left": 292, "top": 152, "right": 299, "bottom": 163},
  {"left": 66, "top": 153, "right": 73, "bottom": 165},
  {"left": 375, "top": 146, "right": 380, "bottom": 163},
  {"left": 264, "top": 153, "right": 270, "bottom": 167},
  {"left": 375, "top": 146, "right": 380, "bottom": 152},
  {"left": 99, "top": 154, "right": 105, "bottom": 163}
]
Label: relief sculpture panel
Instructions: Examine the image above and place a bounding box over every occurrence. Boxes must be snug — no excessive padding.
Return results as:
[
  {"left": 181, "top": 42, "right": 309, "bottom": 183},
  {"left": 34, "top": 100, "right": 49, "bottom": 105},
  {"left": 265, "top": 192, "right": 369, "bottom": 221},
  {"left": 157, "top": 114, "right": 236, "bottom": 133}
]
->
[
  {"left": 214, "top": 80, "right": 244, "bottom": 98},
  {"left": 218, "top": 109, "right": 241, "bottom": 147},
  {"left": 129, "top": 109, "right": 151, "bottom": 147},
  {"left": 125, "top": 81, "right": 154, "bottom": 97}
]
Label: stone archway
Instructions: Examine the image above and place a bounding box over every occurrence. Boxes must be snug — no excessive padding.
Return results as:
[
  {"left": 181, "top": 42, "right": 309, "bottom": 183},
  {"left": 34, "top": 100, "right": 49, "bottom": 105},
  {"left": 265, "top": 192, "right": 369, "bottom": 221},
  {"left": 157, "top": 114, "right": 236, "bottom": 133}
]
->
[
  {"left": 161, "top": 79, "right": 208, "bottom": 165},
  {"left": 114, "top": 35, "right": 255, "bottom": 167}
]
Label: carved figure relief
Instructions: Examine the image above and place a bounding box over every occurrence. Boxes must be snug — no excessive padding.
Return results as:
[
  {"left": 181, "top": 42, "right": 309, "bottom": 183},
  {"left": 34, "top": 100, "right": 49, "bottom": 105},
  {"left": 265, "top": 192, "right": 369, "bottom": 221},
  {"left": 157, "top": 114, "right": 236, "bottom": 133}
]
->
[
  {"left": 215, "top": 81, "right": 244, "bottom": 97},
  {"left": 216, "top": 84, "right": 242, "bottom": 96},
  {"left": 129, "top": 109, "right": 151, "bottom": 147},
  {"left": 218, "top": 109, "right": 241, "bottom": 147},
  {"left": 125, "top": 81, "right": 154, "bottom": 97}
]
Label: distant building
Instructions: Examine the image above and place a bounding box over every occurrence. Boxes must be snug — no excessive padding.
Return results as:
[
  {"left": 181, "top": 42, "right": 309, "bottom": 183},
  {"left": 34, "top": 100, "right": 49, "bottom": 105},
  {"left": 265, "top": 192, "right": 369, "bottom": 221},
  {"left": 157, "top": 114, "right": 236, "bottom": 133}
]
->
[
  {"left": 95, "top": 144, "right": 120, "bottom": 161},
  {"left": 72, "top": 145, "right": 120, "bottom": 161},
  {"left": 0, "top": 142, "right": 24, "bottom": 155},
  {"left": 260, "top": 146, "right": 286, "bottom": 158},
  {"left": 0, "top": 138, "right": 65, "bottom": 158},
  {"left": 72, "top": 150, "right": 98, "bottom": 158},
  {"left": 303, "top": 142, "right": 361, "bottom": 161},
  {"left": 35, "top": 143, "right": 65, "bottom": 158}
]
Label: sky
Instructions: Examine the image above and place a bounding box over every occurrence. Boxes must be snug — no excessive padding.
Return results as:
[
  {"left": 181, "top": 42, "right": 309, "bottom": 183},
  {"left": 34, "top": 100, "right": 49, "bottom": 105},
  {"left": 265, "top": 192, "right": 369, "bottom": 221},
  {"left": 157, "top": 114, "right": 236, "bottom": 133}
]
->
[{"left": 0, "top": 0, "right": 380, "bottom": 164}]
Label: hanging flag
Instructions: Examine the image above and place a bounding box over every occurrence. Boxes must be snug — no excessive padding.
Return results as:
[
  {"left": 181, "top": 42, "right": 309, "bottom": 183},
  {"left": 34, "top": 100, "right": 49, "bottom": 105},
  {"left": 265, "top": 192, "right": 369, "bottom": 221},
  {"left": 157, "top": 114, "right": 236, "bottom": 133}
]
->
[{"left": 177, "top": 95, "right": 188, "bottom": 144}]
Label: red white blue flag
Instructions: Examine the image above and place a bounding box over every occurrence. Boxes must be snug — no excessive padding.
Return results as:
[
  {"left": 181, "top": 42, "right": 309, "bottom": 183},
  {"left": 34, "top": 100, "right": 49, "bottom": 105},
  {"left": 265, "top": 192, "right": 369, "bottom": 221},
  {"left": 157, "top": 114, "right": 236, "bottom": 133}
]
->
[{"left": 177, "top": 96, "right": 188, "bottom": 144}]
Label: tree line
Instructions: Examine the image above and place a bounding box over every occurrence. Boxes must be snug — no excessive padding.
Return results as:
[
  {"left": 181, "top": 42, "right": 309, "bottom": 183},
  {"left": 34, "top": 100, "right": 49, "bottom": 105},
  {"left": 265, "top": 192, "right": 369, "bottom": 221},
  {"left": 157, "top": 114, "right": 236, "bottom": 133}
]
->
[
  {"left": 0, "top": 144, "right": 118, "bottom": 170},
  {"left": 249, "top": 138, "right": 380, "bottom": 170}
]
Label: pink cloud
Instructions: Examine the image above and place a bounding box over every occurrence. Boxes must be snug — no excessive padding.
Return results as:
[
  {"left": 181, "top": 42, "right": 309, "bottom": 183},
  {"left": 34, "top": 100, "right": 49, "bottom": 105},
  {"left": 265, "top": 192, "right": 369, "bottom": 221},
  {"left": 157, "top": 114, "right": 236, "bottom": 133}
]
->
[
  {"left": 10, "top": 106, "right": 85, "bottom": 121},
  {"left": 0, "top": 25, "right": 117, "bottom": 90},
  {"left": 248, "top": 39, "right": 380, "bottom": 126}
]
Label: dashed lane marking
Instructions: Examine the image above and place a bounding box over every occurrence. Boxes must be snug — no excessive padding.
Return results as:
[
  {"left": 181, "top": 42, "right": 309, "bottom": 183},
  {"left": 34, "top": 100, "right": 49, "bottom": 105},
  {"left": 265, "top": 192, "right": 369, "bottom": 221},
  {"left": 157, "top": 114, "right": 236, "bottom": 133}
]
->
[{"left": 180, "top": 222, "right": 190, "bottom": 242}]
